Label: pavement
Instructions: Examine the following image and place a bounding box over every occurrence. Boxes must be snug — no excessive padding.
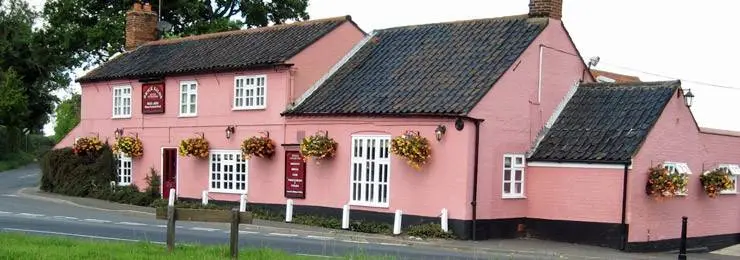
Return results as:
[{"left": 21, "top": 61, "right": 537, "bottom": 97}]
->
[{"left": 3, "top": 164, "right": 740, "bottom": 259}]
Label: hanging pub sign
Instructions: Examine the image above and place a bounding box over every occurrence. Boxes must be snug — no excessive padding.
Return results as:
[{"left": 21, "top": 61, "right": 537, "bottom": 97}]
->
[
  {"left": 142, "top": 83, "right": 165, "bottom": 114},
  {"left": 285, "top": 150, "right": 306, "bottom": 199}
]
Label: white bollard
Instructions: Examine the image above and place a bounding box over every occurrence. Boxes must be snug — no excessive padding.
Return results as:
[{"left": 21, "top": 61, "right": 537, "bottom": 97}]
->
[
  {"left": 285, "top": 199, "right": 294, "bottom": 223},
  {"left": 441, "top": 208, "right": 449, "bottom": 233},
  {"left": 342, "top": 204, "right": 350, "bottom": 229},
  {"left": 201, "top": 190, "right": 209, "bottom": 205},
  {"left": 239, "top": 194, "right": 247, "bottom": 212},
  {"left": 168, "top": 188, "right": 176, "bottom": 206},
  {"left": 393, "top": 209, "right": 403, "bottom": 235}
]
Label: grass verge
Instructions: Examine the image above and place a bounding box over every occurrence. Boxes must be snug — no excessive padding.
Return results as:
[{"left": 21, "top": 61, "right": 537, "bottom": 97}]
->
[
  {"left": 0, "top": 152, "right": 34, "bottom": 172},
  {"left": 0, "top": 232, "right": 350, "bottom": 260}
]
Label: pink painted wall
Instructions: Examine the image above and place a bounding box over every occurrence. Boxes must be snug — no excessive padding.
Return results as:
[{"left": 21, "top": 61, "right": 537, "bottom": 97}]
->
[
  {"left": 276, "top": 117, "right": 477, "bottom": 221},
  {"left": 286, "top": 21, "right": 365, "bottom": 105},
  {"left": 468, "top": 19, "right": 592, "bottom": 220},
  {"left": 629, "top": 90, "right": 740, "bottom": 242},
  {"left": 527, "top": 166, "right": 623, "bottom": 223},
  {"left": 56, "top": 23, "right": 363, "bottom": 199}
]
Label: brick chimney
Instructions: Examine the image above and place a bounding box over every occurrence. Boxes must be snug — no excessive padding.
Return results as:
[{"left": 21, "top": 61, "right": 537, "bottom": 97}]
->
[
  {"left": 125, "top": 1, "right": 158, "bottom": 51},
  {"left": 528, "top": 0, "right": 563, "bottom": 20}
]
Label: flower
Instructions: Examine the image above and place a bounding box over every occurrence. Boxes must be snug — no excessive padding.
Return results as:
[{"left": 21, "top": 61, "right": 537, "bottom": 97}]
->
[
  {"left": 299, "top": 132, "right": 338, "bottom": 162},
  {"left": 645, "top": 165, "right": 688, "bottom": 199},
  {"left": 699, "top": 168, "right": 734, "bottom": 198},
  {"left": 390, "top": 131, "right": 431, "bottom": 170},
  {"left": 112, "top": 135, "right": 143, "bottom": 158},
  {"left": 179, "top": 135, "right": 210, "bottom": 159},
  {"left": 241, "top": 135, "right": 275, "bottom": 159},
  {"left": 73, "top": 136, "right": 104, "bottom": 156}
]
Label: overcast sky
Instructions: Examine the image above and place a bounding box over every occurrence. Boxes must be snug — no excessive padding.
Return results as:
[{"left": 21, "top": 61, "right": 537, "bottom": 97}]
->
[{"left": 27, "top": 0, "right": 740, "bottom": 133}]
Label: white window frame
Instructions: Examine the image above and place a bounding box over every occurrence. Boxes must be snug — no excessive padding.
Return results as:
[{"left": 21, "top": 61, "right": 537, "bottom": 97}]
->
[
  {"left": 233, "top": 75, "right": 267, "bottom": 110},
  {"left": 112, "top": 85, "right": 132, "bottom": 118},
  {"left": 664, "top": 162, "right": 691, "bottom": 195},
  {"left": 208, "top": 150, "right": 248, "bottom": 194},
  {"left": 502, "top": 154, "right": 526, "bottom": 199},
  {"left": 349, "top": 135, "right": 391, "bottom": 208},
  {"left": 117, "top": 153, "right": 132, "bottom": 186},
  {"left": 179, "top": 80, "right": 198, "bottom": 117},
  {"left": 716, "top": 164, "right": 740, "bottom": 194}
]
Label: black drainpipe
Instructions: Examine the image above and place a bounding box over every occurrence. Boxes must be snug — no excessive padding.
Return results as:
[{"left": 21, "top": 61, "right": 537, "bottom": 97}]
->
[
  {"left": 620, "top": 161, "right": 630, "bottom": 250},
  {"left": 471, "top": 118, "right": 482, "bottom": 241}
]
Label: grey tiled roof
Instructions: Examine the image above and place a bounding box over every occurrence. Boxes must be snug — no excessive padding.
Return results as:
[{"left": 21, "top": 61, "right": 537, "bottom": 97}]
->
[
  {"left": 78, "top": 16, "right": 353, "bottom": 83},
  {"left": 529, "top": 80, "right": 680, "bottom": 163},
  {"left": 285, "top": 15, "right": 548, "bottom": 116}
]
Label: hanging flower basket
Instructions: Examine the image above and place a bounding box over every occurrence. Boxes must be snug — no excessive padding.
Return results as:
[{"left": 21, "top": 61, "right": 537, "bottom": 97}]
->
[
  {"left": 241, "top": 133, "right": 275, "bottom": 160},
  {"left": 390, "top": 130, "right": 432, "bottom": 170},
  {"left": 645, "top": 165, "right": 688, "bottom": 199},
  {"left": 699, "top": 168, "right": 734, "bottom": 198},
  {"left": 299, "top": 131, "right": 338, "bottom": 163},
  {"left": 73, "top": 136, "right": 103, "bottom": 156},
  {"left": 112, "top": 135, "right": 143, "bottom": 158},
  {"left": 179, "top": 134, "right": 210, "bottom": 159}
]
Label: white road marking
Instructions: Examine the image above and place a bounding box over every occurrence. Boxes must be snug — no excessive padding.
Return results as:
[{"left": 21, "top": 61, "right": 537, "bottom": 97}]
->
[
  {"left": 1, "top": 228, "right": 165, "bottom": 244},
  {"left": 155, "top": 224, "right": 167, "bottom": 228},
  {"left": 116, "top": 222, "right": 147, "bottom": 226},
  {"left": 296, "top": 254, "right": 341, "bottom": 259},
  {"left": 1, "top": 194, "right": 19, "bottom": 197},
  {"left": 189, "top": 227, "right": 220, "bottom": 232},
  {"left": 82, "top": 219, "right": 111, "bottom": 223},
  {"left": 306, "top": 235, "right": 333, "bottom": 241},
  {"left": 17, "top": 213, "right": 44, "bottom": 217},
  {"left": 379, "top": 242, "right": 408, "bottom": 247},
  {"left": 267, "top": 233, "right": 298, "bottom": 237},
  {"left": 238, "top": 231, "right": 259, "bottom": 235},
  {"left": 341, "top": 240, "right": 369, "bottom": 244},
  {"left": 0, "top": 211, "right": 11, "bottom": 214},
  {"left": 52, "top": 216, "right": 78, "bottom": 220},
  {"left": 18, "top": 174, "right": 37, "bottom": 179}
]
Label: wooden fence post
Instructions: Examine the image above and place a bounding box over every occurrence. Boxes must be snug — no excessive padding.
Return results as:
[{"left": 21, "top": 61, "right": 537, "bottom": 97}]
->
[{"left": 230, "top": 208, "right": 240, "bottom": 259}]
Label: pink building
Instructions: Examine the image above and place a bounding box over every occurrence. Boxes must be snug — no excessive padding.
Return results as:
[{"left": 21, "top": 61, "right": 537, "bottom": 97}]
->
[{"left": 56, "top": 0, "right": 740, "bottom": 252}]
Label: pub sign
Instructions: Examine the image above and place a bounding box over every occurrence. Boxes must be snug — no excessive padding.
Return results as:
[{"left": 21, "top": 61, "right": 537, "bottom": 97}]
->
[
  {"left": 142, "top": 83, "right": 165, "bottom": 114},
  {"left": 285, "top": 151, "right": 306, "bottom": 199}
]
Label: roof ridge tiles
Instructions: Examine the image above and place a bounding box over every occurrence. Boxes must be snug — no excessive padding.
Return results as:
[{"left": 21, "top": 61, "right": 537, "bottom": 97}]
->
[
  {"left": 375, "top": 14, "right": 546, "bottom": 32},
  {"left": 144, "top": 15, "right": 351, "bottom": 47}
]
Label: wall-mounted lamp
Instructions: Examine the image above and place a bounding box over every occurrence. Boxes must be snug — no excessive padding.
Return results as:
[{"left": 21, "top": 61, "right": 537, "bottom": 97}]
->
[
  {"left": 113, "top": 128, "right": 124, "bottom": 139},
  {"left": 435, "top": 125, "right": 447, "bottom": 141},
  {"left": 225, "top": 125, "right": 236, "bottom": 139},
  {"left": 683, "top": 89, "right": 694, "bottom": 107}
]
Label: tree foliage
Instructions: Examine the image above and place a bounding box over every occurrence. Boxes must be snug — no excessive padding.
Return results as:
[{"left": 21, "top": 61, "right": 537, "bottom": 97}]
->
[
  {"left": 0, "top": 0, "right": 68, "bottom": 133},
  {"left": 53, "top": 93, "right": 81, "bottom": 142},
  {"left": 42, "top": 0, "right": 310, "bottom": 67}
]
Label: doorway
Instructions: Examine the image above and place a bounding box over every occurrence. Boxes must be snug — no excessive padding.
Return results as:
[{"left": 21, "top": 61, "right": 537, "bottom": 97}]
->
[{"left": 162, "top": 148, "right": 178, "bottom": 199}]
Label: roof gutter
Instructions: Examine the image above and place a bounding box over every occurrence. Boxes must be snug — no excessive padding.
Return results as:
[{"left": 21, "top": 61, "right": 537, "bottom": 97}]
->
[
  {"left": 76, "top": 63, "right": 294, "bottom": 84},
  {"left": 620, "top": 161, "right": 631, "bottom": 250},
  {"left": 526, "top": 158, "right": 630, "bottom": 165}
]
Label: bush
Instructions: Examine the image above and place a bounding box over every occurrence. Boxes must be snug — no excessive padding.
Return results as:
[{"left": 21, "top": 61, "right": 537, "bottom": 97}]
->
[
  {"left": 0, "top": 152, "right": 34, "bottom": 172},
  {"left": 350, "top": 220, "right": 392, "bottom": 234},
  {"left": 293, "top": 215, "right": 342, "bottom": 229},
  {"left": 405, "top": 223, "right": 458, "bottom": 239},
  {"left": 144, "top": 168, "right": 161, "bottom": 199}
]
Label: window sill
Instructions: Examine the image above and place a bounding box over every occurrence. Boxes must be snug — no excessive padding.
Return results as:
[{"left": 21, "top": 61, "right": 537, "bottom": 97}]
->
[
  {"left": 502, "top": 195, "right": 526, "bottom": 200},
  {"left": 232, "top": 107, "right": 266, "bottom": 111},
  {"left": 209, "top": 190, "right": 247, "bottom": 195},
  {"left": 112, "top": 116, "right": 132, "bottom": 119},
  {"left": 719, "top": 191, "right": 737, "bottom": 195},
  {"left": 117, "top": 183, "right": 131, "bottom": 187},
  {"left": 178, "top": 114, "right": 198, "bottom": 118},
  {"left": 349, "top": 202, "right": 389, "bottom": 209}
]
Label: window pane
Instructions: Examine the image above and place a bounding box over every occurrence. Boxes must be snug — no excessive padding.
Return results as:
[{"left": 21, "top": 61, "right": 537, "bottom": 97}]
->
[
  {"left": 504, "top": 170, "right": 511, "bottom": 181},
  {"left": 504, "top": 157, "right": 511, "bottom": 167},
  {"left": 515, "top": 170, "right": 522, "bottom": 181},
  {"left": 515, "top": 157, "right": 523, "bottom": 165},
  {"left": 503, "top": 183, "right": 511, "bottom": 194},
  {"left": 515, "top": 183, "right": 522, "bottom": 194}
]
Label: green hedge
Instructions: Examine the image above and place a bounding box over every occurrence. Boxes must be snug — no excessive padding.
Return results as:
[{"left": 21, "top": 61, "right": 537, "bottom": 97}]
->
[{"left": 41, "top": 145, "right": 117, "bottom": 197}]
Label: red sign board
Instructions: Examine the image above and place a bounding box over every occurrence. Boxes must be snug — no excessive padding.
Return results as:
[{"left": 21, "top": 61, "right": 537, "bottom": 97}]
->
[
  {"left": 142, "top": 83, "right": 165, "bottom": 114},
  {"left": 285, "top": 151, "right": 306, "bottom": 199}
]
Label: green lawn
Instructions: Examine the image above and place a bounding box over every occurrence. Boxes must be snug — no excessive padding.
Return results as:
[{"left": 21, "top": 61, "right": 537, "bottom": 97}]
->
[
  {"left": 0, "top": 232, "right": 382, "bottom": 260},
  {"left": 0, "top": 152, "right": 34, "bottom": 172}
]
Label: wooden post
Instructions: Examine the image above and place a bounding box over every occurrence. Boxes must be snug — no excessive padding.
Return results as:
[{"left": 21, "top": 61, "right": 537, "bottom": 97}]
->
[
  {"left": 230, "top": 208, "right": 240, "bottom": 259},
  {"left": 166, "top": 188, "right": 176, "bottom": 252},
  {"left": 678, "top": 216, "right": 687, "bottom": 260}
]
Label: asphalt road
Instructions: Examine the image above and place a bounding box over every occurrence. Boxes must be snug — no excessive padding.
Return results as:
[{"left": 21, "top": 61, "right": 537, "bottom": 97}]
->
[{"left": 0, "top": 165, "right": 520, "bottom": 260}]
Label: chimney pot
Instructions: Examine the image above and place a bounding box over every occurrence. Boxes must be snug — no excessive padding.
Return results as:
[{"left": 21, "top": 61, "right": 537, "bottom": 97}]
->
[
  {"left": 529, "top": 0, "right": 563, "bottom": 20},
  {"left": 125, "top": 1, "right": 159, "bottom": 51}
]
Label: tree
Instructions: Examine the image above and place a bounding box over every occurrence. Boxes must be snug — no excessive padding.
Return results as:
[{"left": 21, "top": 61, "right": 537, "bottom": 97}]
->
[
  {"left": 0, "top": 0, "right": 67, "bottom": 134},
  {"left": 0, "top": 68, "right": 28, "bottom": 154},
  {"left": 53, "top": 93, "right": 81, "bottom": 142},
  {"left": 42, "top": 0, "right": 310, "bottom": 68}
]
